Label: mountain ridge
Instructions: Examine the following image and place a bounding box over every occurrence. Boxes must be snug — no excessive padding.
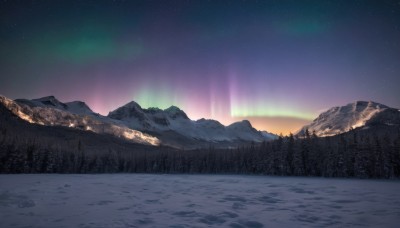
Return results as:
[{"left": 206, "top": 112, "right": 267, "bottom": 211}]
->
[
  {"left": 297, "top": 100, "right": 400, "bottom": 137},
  {"left": 107, "top": 99, "right": 277, "bottom": 144},
  {"left": 1, "top": 95, "right": 160, "bottom": 146},
  {"left": 3, "top": 94, "right": 400, "bottom": 146},
  {"left": 2, "top": 95, "right": 277, "bottom": 149},
  {"left": 15, "top": 96, "right": 96, "bottom": 116}
]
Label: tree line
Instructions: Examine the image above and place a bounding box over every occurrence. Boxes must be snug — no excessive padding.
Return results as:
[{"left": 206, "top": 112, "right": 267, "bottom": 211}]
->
[{"left": 1, "top": 127, "right": 400, "bottom": 178}]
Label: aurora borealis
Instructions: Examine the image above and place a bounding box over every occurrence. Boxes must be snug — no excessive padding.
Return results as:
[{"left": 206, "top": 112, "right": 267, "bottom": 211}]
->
[{"left": 1, "top": 0, "right": 400, "bottom": 135}]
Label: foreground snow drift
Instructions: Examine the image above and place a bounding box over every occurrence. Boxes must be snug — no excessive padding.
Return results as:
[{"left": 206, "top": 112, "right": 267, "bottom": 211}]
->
[{"left": 0, "top": 174, "right": 399, "bottom": 228}]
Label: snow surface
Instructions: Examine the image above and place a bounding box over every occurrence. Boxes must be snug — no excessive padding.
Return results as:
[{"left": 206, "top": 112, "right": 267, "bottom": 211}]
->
[{"left": 0, "top": 174, "right": 399, "bottom": 228}]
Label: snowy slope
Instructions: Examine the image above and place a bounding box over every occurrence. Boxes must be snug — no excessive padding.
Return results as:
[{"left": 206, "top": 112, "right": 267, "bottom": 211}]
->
[
  {"left": 297, "top": 101, "right": 400, "bottom": 137},
  {"left": 0, "top": 95, "right": 160, "bottom": 145},
  {"left": 108, "top": 101, "right": 277, "bottom": 143}
]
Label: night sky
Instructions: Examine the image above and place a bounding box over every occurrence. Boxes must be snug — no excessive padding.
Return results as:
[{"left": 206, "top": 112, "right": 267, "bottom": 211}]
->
[{"left": 1, "top": 0, "right": 400, "bottom": 134}]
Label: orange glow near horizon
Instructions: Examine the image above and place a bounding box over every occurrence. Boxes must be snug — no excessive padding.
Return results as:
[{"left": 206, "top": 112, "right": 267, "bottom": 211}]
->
[{"left": 233, "top": 116, "right": 312, "bottom": 136}]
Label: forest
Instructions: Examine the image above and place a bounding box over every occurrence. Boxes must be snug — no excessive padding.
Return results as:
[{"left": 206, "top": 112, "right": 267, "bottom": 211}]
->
[{"left": 1, "top": 124, "right": 400, "bottom": 179}]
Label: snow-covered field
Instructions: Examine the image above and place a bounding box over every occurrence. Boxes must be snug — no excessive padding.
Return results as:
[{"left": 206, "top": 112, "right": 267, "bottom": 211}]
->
[{"left": 0, "top": 174, "right": 399, "bottom": 228}]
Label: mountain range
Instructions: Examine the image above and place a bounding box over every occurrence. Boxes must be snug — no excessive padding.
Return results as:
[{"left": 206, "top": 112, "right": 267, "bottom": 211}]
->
[
  {"left": 1, "top": 94, "right": 399, "bottom": 149},
  {"left": 1, "top": 95, "right": 276, "bottom": 149}
]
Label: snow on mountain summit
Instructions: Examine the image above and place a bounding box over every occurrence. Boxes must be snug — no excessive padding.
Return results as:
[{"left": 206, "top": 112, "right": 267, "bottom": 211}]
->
[
  {"left": 226, "top": 120, "right": 277, "bottom": 141},
  {"left": 35, "top": 96, "right": 63, "bottom": 105},
  {"left": 15, "top": 96, "right": 95, "bottom": 115},
  {"left": 227, "top": 120, "right": 253, "bottom": 130},
  {"left": 164, "top": 106, "right": 189, "bottom": 119},
  {"left": 297, "top": 101, "right": 399, "bottom": 137},
  {"left": 64, "top": 101, "right": 94, "bottom": 115},
  {"left": 108, "top": 101, "right": 145, "bottom": 120}
]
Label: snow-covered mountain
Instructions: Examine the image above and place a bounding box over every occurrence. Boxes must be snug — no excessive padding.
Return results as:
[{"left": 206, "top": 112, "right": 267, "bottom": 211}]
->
[
  {"left": 297, "top": 101, "right": 400, "bottom": 137},
  {"left": 1, "top": 95, "right": 160, "bottom": 146},
  {"left": 108, "top": 101, "right": 277, "bottom": 144},
  {"left": 15, "top": 96, "right": 96, "bottom": 116},
  {"left": 0, "top": 95, "right": 276, "bottom": 148}
]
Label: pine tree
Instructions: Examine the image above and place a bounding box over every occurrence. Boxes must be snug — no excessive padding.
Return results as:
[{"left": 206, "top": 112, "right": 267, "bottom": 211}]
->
[{"left": 286, "top": 133, "right": 295, "bottom": 175}]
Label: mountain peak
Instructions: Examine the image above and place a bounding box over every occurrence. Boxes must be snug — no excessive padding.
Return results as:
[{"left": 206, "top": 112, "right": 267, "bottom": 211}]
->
[
  {"left": 65, "top": 101, "right": 94, "bottom": 114},
  {"left": 241, "top": 119, "right": 251, "bottom": 125},
  {"left": 298, "top": 100, "right": 396, "bottom": 137},
  {"left": 108, "top": 101, "right": 146, "bottom": 121},
  {"left": 122, "top": 101, "right": 142, "bottom": 110},
  {"left": 14, "top": 96, "right": 96, "bottom": 115},
  {"left": 164, "top": 105, "right": 188, "bottom": 119},
  {"left": 147, "top": 107, "right": 163, "bottom": 111},
  {"left": 67, "top": 101, "right": 87, "bottom": 106},
  {"left": 36, "top": 95, "right": 56, "bottom": 100},
  {"left": 195, "top": 118, "right": 224, "bottom": 128},
  {"left": 227, "top": 120, "right": 253, "bottom": 130},
  {"left": 34, "top": 95, "right": 61, "bottom": 104},
  {"left": 238, "top": 120, "right": 252, "bottom": 127},
  {"left": 28, "top": 95, "right": 67, "bottom": 109},
  {"left": 351, "top": 100, "right": 387, "bottom": 109},
  {"left": 164, "top": 105, "right": 181, "bottom": 112}
]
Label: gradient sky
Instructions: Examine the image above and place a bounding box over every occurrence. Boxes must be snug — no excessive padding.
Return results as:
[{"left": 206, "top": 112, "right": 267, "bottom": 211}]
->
[{"left": 1, "top": 0, "right": 400, "bottom": 135}]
